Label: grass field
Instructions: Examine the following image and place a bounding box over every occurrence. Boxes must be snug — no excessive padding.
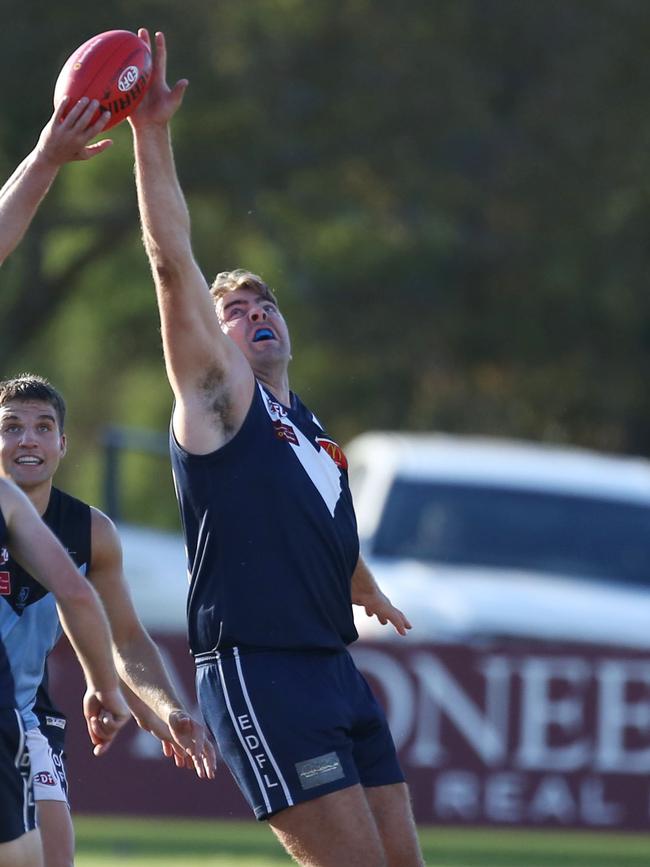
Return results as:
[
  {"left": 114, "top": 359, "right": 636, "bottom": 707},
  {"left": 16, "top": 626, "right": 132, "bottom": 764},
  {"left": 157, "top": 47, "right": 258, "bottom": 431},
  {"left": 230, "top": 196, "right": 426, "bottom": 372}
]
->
[{"left": 73, "top": 815, "right": 650, "bottom": 867}]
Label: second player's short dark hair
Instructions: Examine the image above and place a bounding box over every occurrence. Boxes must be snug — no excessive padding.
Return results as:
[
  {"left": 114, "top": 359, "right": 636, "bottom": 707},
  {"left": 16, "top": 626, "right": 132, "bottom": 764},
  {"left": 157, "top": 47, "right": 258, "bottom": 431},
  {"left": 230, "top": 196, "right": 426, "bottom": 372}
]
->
[{"left": 0, "top": 374, "right": 66, "bottom": 431}]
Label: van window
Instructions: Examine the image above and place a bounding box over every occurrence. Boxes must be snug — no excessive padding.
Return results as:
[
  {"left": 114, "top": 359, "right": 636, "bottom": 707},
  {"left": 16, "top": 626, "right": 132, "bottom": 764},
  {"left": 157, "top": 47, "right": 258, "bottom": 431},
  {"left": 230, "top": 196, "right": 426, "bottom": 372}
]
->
[{"left": 373, "top": 479, "right": 650, "bottom": 587}]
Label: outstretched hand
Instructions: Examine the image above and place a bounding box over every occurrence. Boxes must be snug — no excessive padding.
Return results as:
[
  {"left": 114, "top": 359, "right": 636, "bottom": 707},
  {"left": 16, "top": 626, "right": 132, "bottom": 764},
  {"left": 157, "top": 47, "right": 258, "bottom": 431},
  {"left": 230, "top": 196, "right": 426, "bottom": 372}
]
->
[
  {"left": 352, "top": 585, "right": 412, "bottom": 636},
  {"left": 129, "top": 29, "right": 188, "bottom": 128},
  {"left": 38, "top": 97, "right": 113, "bottom": 164}
]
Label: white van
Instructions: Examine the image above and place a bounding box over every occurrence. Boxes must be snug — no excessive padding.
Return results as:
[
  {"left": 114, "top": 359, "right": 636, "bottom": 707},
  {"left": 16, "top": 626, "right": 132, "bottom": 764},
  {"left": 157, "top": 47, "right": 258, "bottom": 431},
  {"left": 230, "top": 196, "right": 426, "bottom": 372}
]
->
[{"left": 346, "top": 432, "right": 650, "bottom": 648}]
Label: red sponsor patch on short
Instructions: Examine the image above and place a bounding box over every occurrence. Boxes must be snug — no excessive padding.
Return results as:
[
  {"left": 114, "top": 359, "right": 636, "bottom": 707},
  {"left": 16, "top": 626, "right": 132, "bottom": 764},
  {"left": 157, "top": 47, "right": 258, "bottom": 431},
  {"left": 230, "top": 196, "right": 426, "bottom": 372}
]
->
[
  {"left": 0, "top": 572, "right": 10, "bottom": 595},
  {"left": 316, "top": 438, "right": 348, "bottom": 471},
  {"left": 33, "top": 772, "right": 56, "bottom": 786}
]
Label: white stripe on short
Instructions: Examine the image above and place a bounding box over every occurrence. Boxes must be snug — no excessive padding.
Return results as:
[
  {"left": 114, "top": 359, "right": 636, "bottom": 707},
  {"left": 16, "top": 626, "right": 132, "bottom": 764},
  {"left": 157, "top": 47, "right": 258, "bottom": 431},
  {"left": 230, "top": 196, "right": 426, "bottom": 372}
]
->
[
  {"left": 216, "top": 652, "right": 273, "bottom": 814},
  {"left": 233, "top": 647, "right": 294, "bottom": 808}
]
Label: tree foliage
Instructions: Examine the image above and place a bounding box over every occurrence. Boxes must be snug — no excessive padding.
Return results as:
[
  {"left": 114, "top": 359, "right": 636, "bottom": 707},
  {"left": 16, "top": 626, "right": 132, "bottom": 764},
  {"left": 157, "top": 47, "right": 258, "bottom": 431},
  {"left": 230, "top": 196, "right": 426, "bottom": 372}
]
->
[{"left": 1, "top": 0, "right": 650, "bottom": 524}]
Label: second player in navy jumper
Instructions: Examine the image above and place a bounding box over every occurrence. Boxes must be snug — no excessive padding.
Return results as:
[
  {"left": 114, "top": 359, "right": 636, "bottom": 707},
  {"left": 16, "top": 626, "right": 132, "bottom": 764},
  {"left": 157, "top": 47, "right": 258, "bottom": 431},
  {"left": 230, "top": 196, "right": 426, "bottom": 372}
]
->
[{"left": 131, "top": 29, "right": 425, "bottom": 867}]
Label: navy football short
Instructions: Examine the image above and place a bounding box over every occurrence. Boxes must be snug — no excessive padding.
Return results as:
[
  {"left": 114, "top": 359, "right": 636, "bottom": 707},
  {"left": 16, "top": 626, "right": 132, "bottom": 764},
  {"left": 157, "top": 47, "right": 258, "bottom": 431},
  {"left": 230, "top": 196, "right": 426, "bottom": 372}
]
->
[
  {"left": 196, "top": 648, "right": 404, "bottom": 820},
  {"left": 0, "top": 708, "right": 35, "bottom": 843}
]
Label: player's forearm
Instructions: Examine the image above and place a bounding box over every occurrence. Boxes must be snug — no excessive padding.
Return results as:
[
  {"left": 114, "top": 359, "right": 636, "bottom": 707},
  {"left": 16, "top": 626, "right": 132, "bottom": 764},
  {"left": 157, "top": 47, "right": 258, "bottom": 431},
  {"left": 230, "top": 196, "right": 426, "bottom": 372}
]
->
[
  {"left": 350, "top": 554, "right": 380, "bottom": 601},
  {"left": 56, "top": 583, "right": 120, "bottom": 695},
  {"left": 132, "top": 123, "right": 192, "bottom": 273},
  {"left": 0, "top": 149, "right": 59, "bottom": 264},
  {"left": 113, "top": 632, "right": 184, "bottom": 722}
]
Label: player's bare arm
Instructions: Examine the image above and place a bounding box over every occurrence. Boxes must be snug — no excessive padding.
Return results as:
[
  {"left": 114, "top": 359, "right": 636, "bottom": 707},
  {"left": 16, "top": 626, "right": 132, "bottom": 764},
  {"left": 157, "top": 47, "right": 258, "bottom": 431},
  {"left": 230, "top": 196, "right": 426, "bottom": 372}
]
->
[
  {"left": 0, "top": 99, "right": 111, "bottom": 265},
  {"left": 129, "top": 29, "right": 254, "bottom": 455},
  {"left": 0, "top": 479, "right": 129, "bottom": 751},
  {"left": 88, "top": 507, "right": 215, "bottom": 777},
  {"left": 351, "top": 554, "right": 412, "bottom": 636}
]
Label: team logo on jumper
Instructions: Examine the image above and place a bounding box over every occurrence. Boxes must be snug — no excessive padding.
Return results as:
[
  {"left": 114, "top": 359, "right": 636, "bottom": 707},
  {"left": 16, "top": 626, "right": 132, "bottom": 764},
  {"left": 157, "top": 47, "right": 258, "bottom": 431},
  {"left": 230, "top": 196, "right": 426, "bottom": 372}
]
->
[
  {"left": 267, "top": 400, "right": 287, "bottom": 417},
  {"left": 260, "top": 382, "right": 341, "bottom": 516},
  {"left": 295, "top": 752, "right": 345, "bottom": 790},
  {"left": 33, "top": 771, "right": 56, "bottom": 786},
  {"left": 316, "top": 438, "right": 348, "bottom": 471},
  {"left": 0, "top": 571, "right": 10, "bottom": 595},
  {"left": 272, "top": 419, "right": 299, "bottom": 445}
]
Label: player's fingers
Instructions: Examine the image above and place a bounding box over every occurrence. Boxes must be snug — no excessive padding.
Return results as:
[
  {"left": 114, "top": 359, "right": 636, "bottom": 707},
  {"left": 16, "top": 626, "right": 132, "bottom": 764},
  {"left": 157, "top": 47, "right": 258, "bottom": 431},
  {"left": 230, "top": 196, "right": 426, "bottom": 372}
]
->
[
  {"left": 74, "top": 98, "right": 103, "bottom": 131},
  {"left": 82, "top": 138, "right": 113, "bottom": 161},
  {"left": 61, "top": 96, "right": 91, "bottom": 127},
  {"left": 91, "top": 711, "right": 123, "bottom": 740},
  {"left": 203, "top": 743, "right": 217, "bottom": 779},
  {"left": 169, "top": 80, "right": 189, "bottom": 112},
  {"left": 93, "top": 740, "right": 113, "bottom": 757},
  {"left": 390, "top": 608, "right": 410, "bottom": 635},
  {"left": 52, "top": 95, "right": 70, "bottom": 124},
  {"left": 86, "top": 716, "right": 102, "bottom": 745},
  {"left": 154, "top": 31, "right": 167, "bottom": 81},
  {"left": 85, "top": 110, "right": 111, "bottom": 138},
  {"left": 190, "top": 751, "right": 206, "bottom": 779},
  {"left": 137, "top": 28, "right": 151, "bottom": 50}
]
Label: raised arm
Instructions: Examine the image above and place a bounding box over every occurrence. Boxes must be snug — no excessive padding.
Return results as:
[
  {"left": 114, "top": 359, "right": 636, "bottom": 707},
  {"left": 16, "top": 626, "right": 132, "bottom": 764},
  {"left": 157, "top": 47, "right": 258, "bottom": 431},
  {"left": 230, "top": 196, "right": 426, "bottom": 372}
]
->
[
  {"left": 0, "top": 98, "right": 112, "bottom": 265},
  {"left": 0, "top": 479, "right": 129, "bottom": 753},
  {"left": 129, "top": 29, "right": 253, "bottom": 455},
  {"left": 88, "top": 508, "right": 215, "bottom": 777}
]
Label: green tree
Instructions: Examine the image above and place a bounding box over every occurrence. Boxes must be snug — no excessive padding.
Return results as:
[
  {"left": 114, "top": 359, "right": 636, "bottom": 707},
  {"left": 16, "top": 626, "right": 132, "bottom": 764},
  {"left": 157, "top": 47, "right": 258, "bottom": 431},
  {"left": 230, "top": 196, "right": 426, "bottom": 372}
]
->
[{"left": 2, "top": 0, "right": 650, "bottom": 525}]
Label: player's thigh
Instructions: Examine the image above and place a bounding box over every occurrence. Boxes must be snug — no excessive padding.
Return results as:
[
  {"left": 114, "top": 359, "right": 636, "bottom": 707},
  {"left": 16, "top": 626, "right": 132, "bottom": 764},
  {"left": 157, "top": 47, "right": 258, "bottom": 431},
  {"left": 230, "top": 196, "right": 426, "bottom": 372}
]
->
[
  {"left": 35, "top": 801, "right": 73, "bottom": 867},
  {"left": 365, "top": 782, "right": 425, "bottom": 867},
  {"left": 0, "top": 827, "right": 43, "bottom": 867},
  {"left": 269, "top": 783, "right": 387, "bottom": 867},
  {"left": 0, "top": 710, "right": 36, "bottom": 849},
  {"left": 197, "top": 650, "right": 365, "bottom": 820},
  {"left": 27, "top": 727, "right": 73, "bottom": 867}
]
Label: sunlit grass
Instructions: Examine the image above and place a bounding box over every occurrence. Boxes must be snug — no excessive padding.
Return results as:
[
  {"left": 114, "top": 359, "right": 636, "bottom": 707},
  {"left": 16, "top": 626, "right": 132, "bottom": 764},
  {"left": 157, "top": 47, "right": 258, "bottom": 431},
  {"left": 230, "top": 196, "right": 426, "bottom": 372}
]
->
[{"left": 73, "top": 815, "right": 650, "bottom": 867}]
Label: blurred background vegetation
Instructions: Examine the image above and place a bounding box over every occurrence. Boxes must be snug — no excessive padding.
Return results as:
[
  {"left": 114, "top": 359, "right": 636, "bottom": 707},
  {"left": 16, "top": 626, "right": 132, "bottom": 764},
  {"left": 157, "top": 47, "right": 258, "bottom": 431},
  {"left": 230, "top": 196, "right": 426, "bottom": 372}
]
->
[{"left": 2, "top": 0, "right": 650, "bottom": 527}]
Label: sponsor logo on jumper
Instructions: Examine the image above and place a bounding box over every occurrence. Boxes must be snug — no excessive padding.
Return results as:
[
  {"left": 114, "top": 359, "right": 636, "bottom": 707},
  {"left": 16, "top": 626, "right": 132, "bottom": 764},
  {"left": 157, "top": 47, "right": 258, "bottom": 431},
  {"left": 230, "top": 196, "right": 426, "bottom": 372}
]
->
[
  {"left": 17, "top": 586, "right": 29, "bottom": 605},
  {"left": 33, "top": 771, "right": 56, "bottom": 786},
  {"left": 267, "top": 400, "right": 287, "bottom": 417},
  {"left": 45, "top": 716, "right": 66, "bottom": 730},
  {"left": 237, "top": 713, "right": 279, "bottom": 790},
  {"left": 316, "top": 438, "right": 348, "bottom": 471},
  {"left": 259, "top": 382, "right": 341, "bottom": 516},
  {"left": 0, "top": 547, "right": 8, "bottom": 565},
  {"left": 296, "top": 752, "right": 345, "bottom": 790},
  {"left": 0, "top": 571, "right": 10, "bottom": 595},
  {"left": 273, "top": 419, "right": 299, "bottom": 445}
]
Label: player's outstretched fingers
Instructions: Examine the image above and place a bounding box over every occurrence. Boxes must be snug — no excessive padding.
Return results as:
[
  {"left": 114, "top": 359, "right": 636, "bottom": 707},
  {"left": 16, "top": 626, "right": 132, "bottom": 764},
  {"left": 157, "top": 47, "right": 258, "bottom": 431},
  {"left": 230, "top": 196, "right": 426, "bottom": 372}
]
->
[{"left": 57, "top": 96, "right": 90, "bottom": 127}]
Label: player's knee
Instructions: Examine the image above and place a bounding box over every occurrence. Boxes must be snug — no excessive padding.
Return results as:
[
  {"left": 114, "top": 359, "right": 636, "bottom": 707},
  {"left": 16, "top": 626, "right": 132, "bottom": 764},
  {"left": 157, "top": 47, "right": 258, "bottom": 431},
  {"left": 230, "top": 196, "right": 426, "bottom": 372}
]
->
[{"left": 0, "top": 828, "right": 44, "bottom": 867}]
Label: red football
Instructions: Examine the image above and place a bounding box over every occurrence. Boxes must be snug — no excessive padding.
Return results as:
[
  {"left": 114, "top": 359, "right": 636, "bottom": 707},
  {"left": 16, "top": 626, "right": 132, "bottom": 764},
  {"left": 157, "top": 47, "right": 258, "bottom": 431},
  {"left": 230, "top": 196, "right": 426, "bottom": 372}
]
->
[{"left": 54, "top": 30, "right": 152, "bottom": 131}]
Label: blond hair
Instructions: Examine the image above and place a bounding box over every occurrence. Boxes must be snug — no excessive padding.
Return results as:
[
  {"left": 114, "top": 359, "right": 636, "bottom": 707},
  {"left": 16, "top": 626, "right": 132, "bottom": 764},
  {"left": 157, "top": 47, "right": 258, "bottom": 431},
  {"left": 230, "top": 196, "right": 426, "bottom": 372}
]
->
[{"left": 210, "top": 269, "right": 278, "bottom": 306}]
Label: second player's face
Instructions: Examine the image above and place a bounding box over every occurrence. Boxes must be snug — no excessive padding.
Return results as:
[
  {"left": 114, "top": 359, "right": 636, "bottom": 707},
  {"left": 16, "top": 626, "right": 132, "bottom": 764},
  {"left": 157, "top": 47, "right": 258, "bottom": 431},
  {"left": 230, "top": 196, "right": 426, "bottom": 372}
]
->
[{"left": 0, "top": 400, "right": 66, "bottom": 490}]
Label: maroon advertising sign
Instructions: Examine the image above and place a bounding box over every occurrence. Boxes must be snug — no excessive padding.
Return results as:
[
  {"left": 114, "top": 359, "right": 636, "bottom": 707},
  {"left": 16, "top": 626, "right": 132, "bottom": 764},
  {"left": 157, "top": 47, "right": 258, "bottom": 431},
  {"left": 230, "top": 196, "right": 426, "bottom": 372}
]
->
[{"left": 48, "top": 636, "right": 650, "bottom": 829}]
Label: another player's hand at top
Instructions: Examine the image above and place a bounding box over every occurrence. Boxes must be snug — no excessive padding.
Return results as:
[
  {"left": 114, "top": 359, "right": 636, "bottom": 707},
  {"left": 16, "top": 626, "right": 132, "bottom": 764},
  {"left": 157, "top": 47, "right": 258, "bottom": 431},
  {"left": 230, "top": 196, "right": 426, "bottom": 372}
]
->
[
  {"left": 129, "top": 30, "right": 188, "bottom": 129},
  {"left": 84, "top": 686, "right": 131, "bottom": 756},
  {"left": 37, "top": 97, "right": 113, "bottom": 165}
]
